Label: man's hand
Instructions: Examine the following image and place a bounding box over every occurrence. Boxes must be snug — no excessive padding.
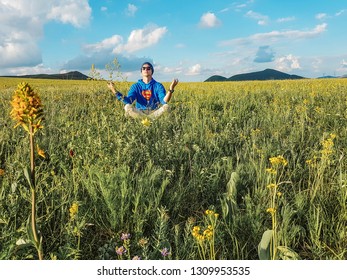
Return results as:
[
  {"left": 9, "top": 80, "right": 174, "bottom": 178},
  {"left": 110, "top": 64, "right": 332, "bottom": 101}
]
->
[
  {"left": 107, "top": 82, "right": 116, "bottom": 94},
  {"left": 170, "top": 78, "right": 179, "bottom": 91}
]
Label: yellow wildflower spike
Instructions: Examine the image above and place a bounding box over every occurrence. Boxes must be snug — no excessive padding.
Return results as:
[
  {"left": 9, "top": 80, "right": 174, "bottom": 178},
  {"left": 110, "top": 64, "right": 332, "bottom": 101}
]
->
[
  {"left": 69, "top": 202, "right": 79, "bottom": 220},
  {"left": 10, "top": 82, "right": 44, "bottom": 135}
]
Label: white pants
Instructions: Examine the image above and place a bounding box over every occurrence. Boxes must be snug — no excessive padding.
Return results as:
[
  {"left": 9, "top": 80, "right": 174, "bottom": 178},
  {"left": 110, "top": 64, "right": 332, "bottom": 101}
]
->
[{"left": 124, "top": 104, "right": 170, "bottom": 119}]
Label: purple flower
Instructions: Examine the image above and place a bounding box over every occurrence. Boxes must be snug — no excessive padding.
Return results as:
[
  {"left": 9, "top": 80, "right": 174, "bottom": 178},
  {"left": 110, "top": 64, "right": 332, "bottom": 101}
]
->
[
  {"left": 121, "top": 233, "right": 131, "bottom": 241},
  {"left": 161, "top": 247, "right": 170, "bottom": 257},
  {"left": 116, "top": 246, "right": 127, "bottom": 256}
]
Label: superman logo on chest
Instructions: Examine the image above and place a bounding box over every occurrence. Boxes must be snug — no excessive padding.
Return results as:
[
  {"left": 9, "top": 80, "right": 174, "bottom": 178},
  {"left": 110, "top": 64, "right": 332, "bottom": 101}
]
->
[{"left": 141, "top": 90, "right": 152, "bottom": 101}]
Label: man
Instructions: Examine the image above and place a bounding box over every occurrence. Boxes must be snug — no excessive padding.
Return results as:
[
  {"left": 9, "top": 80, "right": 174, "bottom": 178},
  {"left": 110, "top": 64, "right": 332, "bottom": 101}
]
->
[{"left": 107, "top": 62, "right": 179, "bottom": 119}]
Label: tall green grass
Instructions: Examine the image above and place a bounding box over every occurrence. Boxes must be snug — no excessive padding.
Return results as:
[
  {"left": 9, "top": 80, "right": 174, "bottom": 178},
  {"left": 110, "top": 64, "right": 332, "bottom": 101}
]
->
[{"left": 0, "top": 78, "right": 346, "bottom": 259}]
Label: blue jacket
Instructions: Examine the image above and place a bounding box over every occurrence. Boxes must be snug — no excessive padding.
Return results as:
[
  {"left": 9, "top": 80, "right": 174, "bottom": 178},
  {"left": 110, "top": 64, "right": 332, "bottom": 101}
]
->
[{"left": 116, "top": 79, "right": 166, "bottom": 110}]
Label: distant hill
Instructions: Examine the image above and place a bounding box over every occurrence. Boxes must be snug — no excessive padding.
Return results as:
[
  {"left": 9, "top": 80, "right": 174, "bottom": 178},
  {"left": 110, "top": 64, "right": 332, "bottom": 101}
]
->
[
  {"left": 204, "top": 75, "right": 228, "bottom": 82},
  {"left": 1, "top": 71, "right": 89, "bottom": 80},
  {"left": 317, "top": 75, "right": 337, "bottom": 79},
  {"left": 205, "top": 68, "right": 305, "bottom": 82}
]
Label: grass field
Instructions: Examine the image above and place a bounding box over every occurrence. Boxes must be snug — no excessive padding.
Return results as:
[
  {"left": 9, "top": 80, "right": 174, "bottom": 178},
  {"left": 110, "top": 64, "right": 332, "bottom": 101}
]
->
[{"left": 1, "top": 77, "right": 346, "bottom": 260}]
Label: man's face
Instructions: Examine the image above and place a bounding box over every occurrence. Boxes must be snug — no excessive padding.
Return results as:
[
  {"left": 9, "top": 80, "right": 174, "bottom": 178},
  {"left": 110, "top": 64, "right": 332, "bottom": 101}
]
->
[{"left": 141, "top": 64, "right": 153, "bottom": 77}]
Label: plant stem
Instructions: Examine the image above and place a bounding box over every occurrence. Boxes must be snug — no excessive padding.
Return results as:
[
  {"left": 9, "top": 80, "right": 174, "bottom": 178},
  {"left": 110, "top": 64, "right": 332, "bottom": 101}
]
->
[{"left": 29, "top": 125, "right": 43, "bottom": 260}]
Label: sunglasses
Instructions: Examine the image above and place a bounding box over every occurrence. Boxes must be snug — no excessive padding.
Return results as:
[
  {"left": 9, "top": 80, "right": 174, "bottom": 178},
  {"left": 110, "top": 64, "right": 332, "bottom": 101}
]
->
[{"left": 142, "top": 66, "right": 152, "bottom": 71}]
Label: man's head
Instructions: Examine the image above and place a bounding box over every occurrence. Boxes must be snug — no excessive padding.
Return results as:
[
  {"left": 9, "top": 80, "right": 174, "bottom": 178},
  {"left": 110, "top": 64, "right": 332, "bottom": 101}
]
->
[{"left": 141, "top": 62, "right": 154, "bottom": 74}]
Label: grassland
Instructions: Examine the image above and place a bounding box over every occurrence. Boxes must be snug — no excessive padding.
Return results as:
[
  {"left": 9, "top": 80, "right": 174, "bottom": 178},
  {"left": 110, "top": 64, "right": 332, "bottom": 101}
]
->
[{"left": 0, "top": 77, "right": 346, "bottom": 260}]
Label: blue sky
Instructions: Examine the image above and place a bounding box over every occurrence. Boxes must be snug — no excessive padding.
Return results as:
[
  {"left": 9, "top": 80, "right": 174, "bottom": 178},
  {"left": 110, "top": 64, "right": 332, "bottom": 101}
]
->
[{"left": 1, "top": 0, "right": 347, "bottom": 82}]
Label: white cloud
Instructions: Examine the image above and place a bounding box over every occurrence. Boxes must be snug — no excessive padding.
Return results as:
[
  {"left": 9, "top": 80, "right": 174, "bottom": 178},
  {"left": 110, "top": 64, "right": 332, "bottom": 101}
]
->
[
  {"left": 186, "top": 64, "right": 202, "bottom": 75},
  {"left": 63, "top": 54, "right": 150, "bottom": 73},
  {"left": 199, "top": 12, "right": 221, "bottom": 28},
  {"left": 275, "top": 54, "right": 301, "bottom": 72},
  {"left": 246, "top": 10, "right": 269, "bottom": 25},
  {"left": 4, "top": 64, "right": 54, "bottom": 76},
  {"left": 335, "top": 9, "right": 346, "bottom": 16},
  {"left": 83, "top": 25, "right": 168, "bottom": 57},
  {"left": 63, "top": 25, "right": 168, "bottom": 73},
  {"left": 47, "top": 1, "right": 91, "bottom": 27},
  {"left": 84, "top": 35, "right": 123, "bottom": 53},
  {"left": 315, "top": 13, "right": 328, "bottom": 20},
  {"left": 126, "top": 4, "right": 138, "bottom": 17},
  {"left": 160, "top": 65, "right": 183, "bottom": 74},
  {"left": 221, "top": 23, "right": 328, "bottom": 46},
  {"left": 113, "top": 25, "right": 168, "bottom": 54},
  {"left": 220, "top": 7, "right": 230, "bottom": 13},
  {"left": 0, "top": 0, "right": 92, "bottom": 72},
  {"left": 335, "top": 58, "right": 347, "bottom": 76},
  {"left": 175, "top": 43, "right": 186, "bottom": 48},
  {"left": 277, "top": 16, "right": 296, "bottom": 23},
  {"left": 233, "top": 0, "right": 254, "bottom": 11},
  {"left": 311, "top": 58, "right": 323, "bottom": 73},
  {"left": 0, "top": 0, "right": 92, "bottom": 28},
  {"left": 0, "top": 41, "right": 42, "bottom": 68},
  {"left": 254, "top": 46, "right": 275, "bottom": 63}
]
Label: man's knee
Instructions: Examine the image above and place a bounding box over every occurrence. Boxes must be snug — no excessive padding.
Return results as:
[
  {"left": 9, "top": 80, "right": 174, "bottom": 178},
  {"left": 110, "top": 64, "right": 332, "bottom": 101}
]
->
[
  {"left": 124, "top": 104, "right": 131, "bottom": 112},
  {"left": 162, "top": 104, "right": 170, "bottom": 112}
]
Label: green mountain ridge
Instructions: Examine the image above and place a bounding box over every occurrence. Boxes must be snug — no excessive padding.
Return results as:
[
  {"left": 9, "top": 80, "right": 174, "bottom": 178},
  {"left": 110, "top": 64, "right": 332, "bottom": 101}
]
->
[
  {"left": 1, "top": 71, "right": 89, "bottom": 80},
  {"left": 205, "top": 68, "right": 305, "bottom": 82}
]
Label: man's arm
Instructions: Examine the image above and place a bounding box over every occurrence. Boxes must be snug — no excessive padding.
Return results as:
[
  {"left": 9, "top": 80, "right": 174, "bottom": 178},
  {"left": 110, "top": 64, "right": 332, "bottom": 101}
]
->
[
  {"left": 107, "top": 82, "right": 134, "bottom": 104},
  {"left": 164, "top": 78, "right": 179, "bottom": 103},
  {"left": 107, "top": 82, "right": 120, "bottom": 95}
]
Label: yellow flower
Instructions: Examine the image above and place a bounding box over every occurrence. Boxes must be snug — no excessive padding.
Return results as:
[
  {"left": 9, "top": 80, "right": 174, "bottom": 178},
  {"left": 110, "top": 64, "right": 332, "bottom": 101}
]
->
[
  {"left": 0, "top": 169, "right": 4, "bottom": 176},
  {"left": 138, "top": 238, "right": 149, "bottom": 247},
  {"left": 193, "top": 226, "right": 201, "bottom": 233},
  {"left": 10, "top": 82, "right": 44, "bottom": 134},
  {"left": 203, "top": 229, "right": 213, "bottom": 239},
  {"left": 205, "top": 209, "right": 215, "bottom": 216},
  {"left": 141, "top": 118, "right": 151, "bottom": 127},
  {"left": 266, "top": 183, "right": 277, "bottom": 189},
  {"left": 251, "top": 128, "right": 261, "bottom": 136},
  {"left": 269, "top": 155, "right": 288, "bottom": 167},
  {"left": 239, "top": 133, "right": 247, "bottom": 140},
  {"left": 69, "top": 202, "right": 79, "bottom": 220},
  {"left": 36, "top": 144, "right": 46, "bottom": 158},
  {"left": 321, "top": 134, "right": 336, "bottom": 159},
  {"left": 266, "top": 168, "right": 277, "bottom": 175},
  {"left": 198, "top": 235, "right": 205, "bottom": 241},
  {"left": 266, "top": 207, "right": 276, "bottom": 214},
  {"left": 306, "top": 156, "right": 318, "bottom": 167}
]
